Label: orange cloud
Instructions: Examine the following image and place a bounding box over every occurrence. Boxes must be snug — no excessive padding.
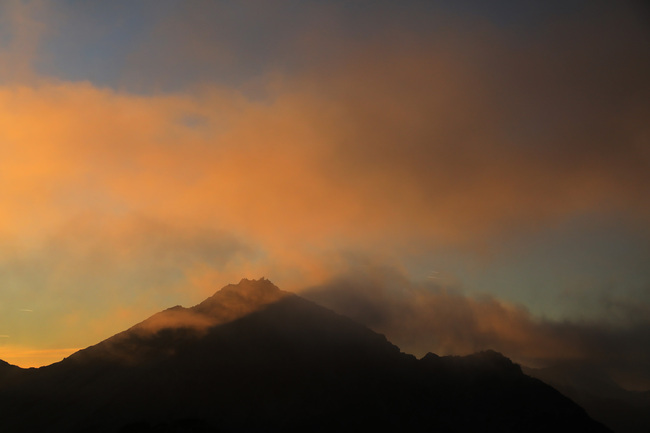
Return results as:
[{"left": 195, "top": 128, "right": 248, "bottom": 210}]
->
[
  {"left": 2, "top": 54, "right": 648, "bottom": 257},
  {"left": 1, "top": 1, "right": 648, "bottom": 256}
]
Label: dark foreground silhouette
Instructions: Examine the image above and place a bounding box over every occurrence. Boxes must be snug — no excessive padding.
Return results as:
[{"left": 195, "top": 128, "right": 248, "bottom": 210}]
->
[{"left": 0, "top": 278, "right": 611, "bottom": 432}]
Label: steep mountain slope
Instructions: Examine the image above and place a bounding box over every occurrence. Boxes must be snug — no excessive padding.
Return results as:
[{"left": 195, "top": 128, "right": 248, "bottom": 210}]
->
[
  {"left": 65, "top": 277, "right": 292, "bottom": 366},
  {"left": 525, "top": 364, "right": 650, "bottom": 433},
  {"left": 0, "top": 278, "right": 611, "bottom": 432}
]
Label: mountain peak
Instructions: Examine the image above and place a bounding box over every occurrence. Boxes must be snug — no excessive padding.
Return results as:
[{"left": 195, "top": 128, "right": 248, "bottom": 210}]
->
[
  {"left": 129, "top": 278, "right": 290, "bottom": 335},
  {"left": 192, "top": 277, "right": 290, "bottom": 317},
  {"left": 64, "top": 278, "right": 293, "bottom": 366},
  {"left": 122, "top": 278, "right": 291, "bottom": 337},
  {"left": 223, "top": 277, "right": 281, "bottom": 296}
]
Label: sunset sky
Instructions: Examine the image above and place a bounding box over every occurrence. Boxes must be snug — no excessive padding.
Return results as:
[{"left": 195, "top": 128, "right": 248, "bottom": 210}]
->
[{"left": 0, "top": 0, "right": 649, "bottom": 389}]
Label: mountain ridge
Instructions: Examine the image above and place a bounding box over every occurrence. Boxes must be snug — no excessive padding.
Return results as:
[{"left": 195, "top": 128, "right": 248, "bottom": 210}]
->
[{"left": 0, "top": 278, "right": 611, "bottom": 432}]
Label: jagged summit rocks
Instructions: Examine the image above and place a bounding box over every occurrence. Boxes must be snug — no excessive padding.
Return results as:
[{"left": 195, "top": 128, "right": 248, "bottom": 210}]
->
[
  {"left": 134, "top": 277, "right": 291, "bottom": 335},
  {"left": 192, "top": 277, "right": 291, "bottom": 318},
  {"left": 0, "top": 278, "right": 611, "bottom": 432}
]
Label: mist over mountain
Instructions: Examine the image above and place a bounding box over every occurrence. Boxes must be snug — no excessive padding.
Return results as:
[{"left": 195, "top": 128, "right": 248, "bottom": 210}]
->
[{"left": 0, "top": 279, "right": 610, "bottom": 432}]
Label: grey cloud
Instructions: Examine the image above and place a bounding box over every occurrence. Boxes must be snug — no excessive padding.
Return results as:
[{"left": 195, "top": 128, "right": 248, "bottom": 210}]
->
[{"left": 302, "top": 264, "right": 650, "bottom": 389}]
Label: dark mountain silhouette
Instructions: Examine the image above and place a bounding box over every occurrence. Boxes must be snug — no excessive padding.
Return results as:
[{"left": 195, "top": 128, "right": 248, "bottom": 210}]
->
[
  {"left": 525, "top": 364, "right": 650, "bottom": 433},
  {"left": 0, "top": 278, "right": 611, "bottom": 432},
  {"left": 0, "top": 359, "right": 21, "bottom": 381}
]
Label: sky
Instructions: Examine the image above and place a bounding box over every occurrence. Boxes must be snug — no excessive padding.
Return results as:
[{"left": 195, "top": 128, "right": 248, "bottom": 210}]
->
[{"left": 0, "top": 0, "right": 649, "bottom": 389}]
